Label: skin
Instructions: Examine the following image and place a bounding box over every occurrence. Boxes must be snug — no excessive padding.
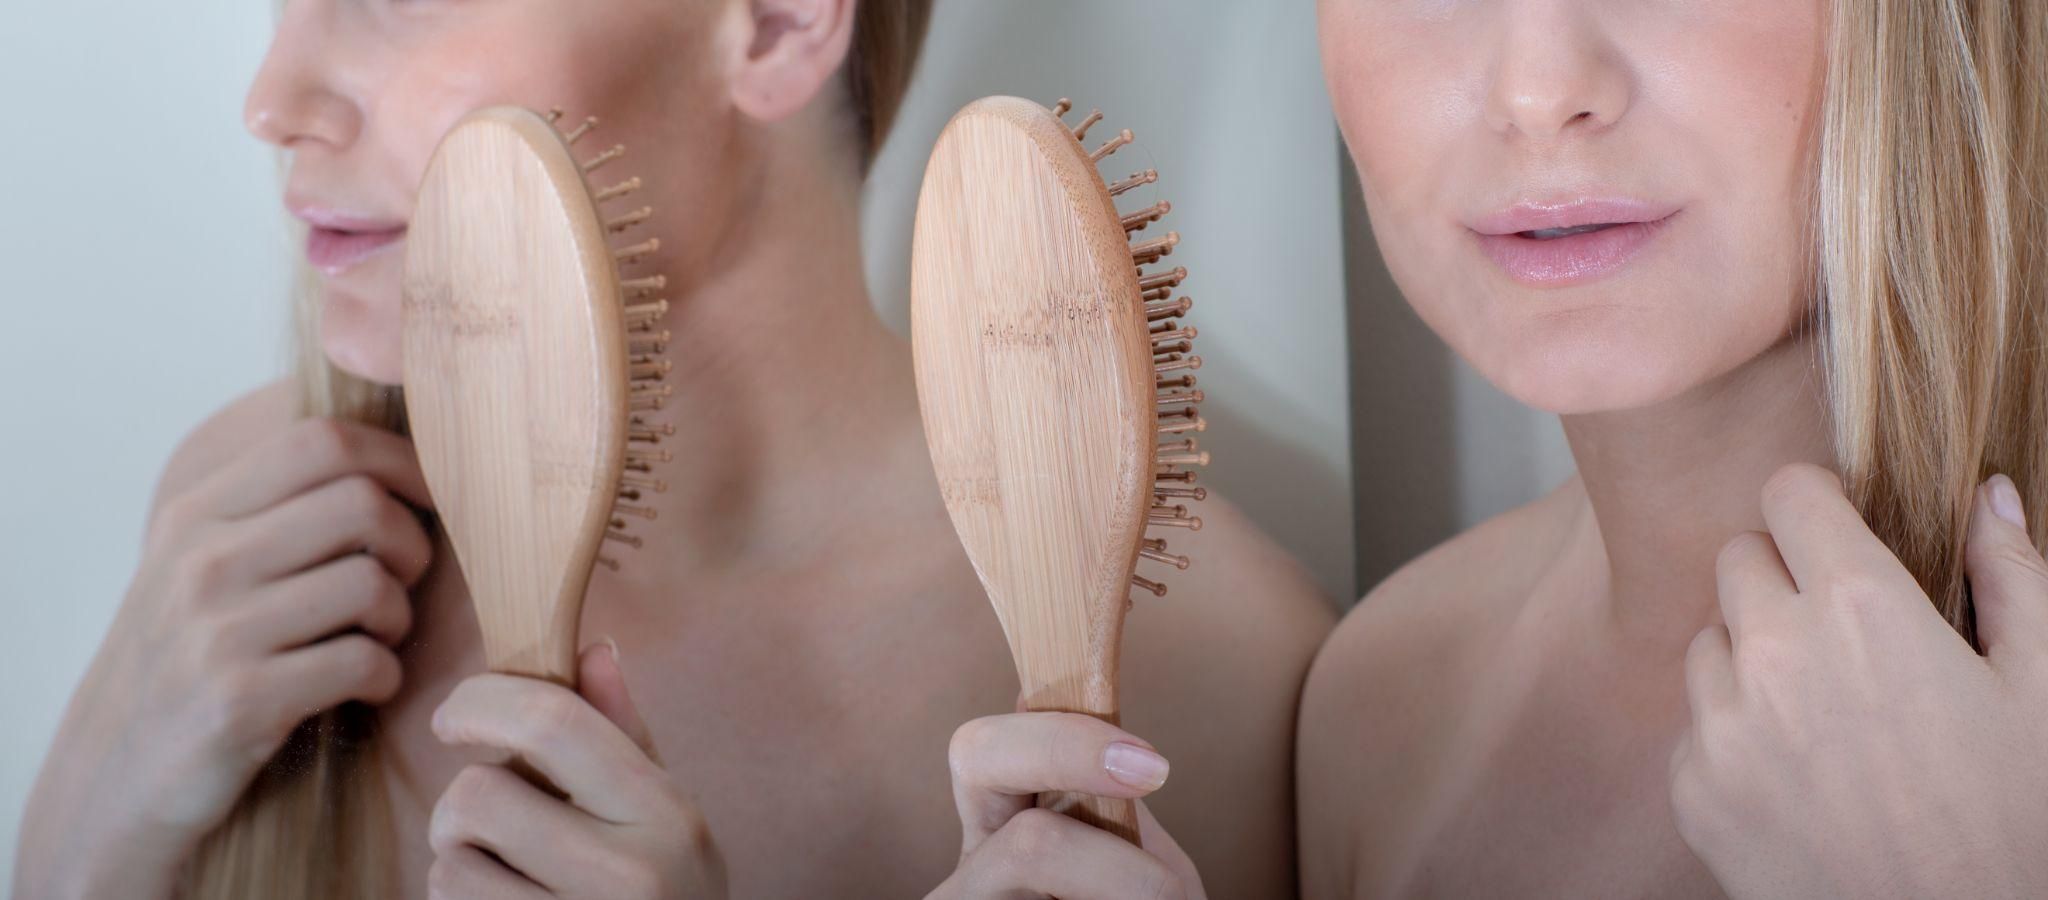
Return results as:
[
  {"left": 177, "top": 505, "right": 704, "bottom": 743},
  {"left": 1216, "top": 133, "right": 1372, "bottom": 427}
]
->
[
  {"left": 1301, "top": 0, "right": 1836, "bottom": 896},
  {"left": 1304, "top": 0, "right": 2048, "bottom": 898},
  {"left": 12, "top": 0, "right": 1334, "bottom": 897}
]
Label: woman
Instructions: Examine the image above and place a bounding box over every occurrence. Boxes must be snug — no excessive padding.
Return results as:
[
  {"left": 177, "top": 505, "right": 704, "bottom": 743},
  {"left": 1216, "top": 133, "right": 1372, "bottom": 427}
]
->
[
  {"left": 936, "top": 0, "right": 2048, "bottom": 896},
  {"left": 12, "top": 0, "right": 1333, "bottom": 897}
]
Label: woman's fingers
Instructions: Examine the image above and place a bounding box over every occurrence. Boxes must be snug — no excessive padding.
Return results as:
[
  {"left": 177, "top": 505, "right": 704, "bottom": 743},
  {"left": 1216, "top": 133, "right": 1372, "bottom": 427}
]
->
[
  {"left": 940, "top": 807, "right": 1188, "bottom": 900},
  {"left": 432, "top": 674, "right": 662, "bottom": 824},
  {"left": 427, "top": 843, "right": 551, "bottom": 900},
  {"left": 1757, "top": 463, "right": 1917, "bottom": 596},
  {"left": 227, "top": 634, "right": 401, "bottom": 751},
  {"left": 232, "top": 473, "right": 434, "bottom": 586},
  {"left": 948, "top": 712, "right": 1169, "bottom": 854},
  {"left": 577, "top": 641, "right": 660, "bottom": 763},
  {"left": 1714, "top": 530, "right": 1795, "bottom": 643},
  {"left": 229, "top": 554, "right": 414, "bottom": 651},
  {"left": 430, "top": 763, "right": 616, "bottom": 894},
  {"left": 1966, "top": 475, "right": 2048, "bottom": 667},
  {"left": 195, "top": 418, "right": 435, "bottom": 521}
]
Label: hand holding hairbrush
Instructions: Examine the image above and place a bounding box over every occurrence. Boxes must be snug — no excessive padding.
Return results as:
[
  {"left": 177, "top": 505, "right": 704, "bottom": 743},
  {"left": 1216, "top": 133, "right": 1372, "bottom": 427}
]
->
[{"left": 912, "top": 96, "right": 1209, "bottom": 844}]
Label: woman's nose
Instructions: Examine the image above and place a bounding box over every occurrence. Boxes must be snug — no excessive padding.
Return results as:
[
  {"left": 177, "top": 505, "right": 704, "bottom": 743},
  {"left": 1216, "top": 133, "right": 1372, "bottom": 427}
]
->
[
  {"left": 1481, "top": 3, "right": 1633, "bottom": 141},
  {"left": 243, "top": 1, "right": 361, "bottom": 150}
]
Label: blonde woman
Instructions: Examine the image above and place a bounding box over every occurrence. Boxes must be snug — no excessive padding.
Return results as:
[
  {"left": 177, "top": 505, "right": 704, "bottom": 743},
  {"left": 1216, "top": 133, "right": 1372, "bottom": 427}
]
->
[
  {"left": 12, "top": 1, "right": 1334, "bottom": 897},
  {"left": 934, "top": 0, "right": 2048, "bottom": 896}
]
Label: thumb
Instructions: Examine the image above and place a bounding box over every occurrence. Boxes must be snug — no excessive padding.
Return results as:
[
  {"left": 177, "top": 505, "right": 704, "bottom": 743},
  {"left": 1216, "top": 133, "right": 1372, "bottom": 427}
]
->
[
  {"left": 577, "top": 639, "right": 662, "bottom": 763},
  {"left": 1965, "top": 474, "right": 2048, "bottom": 664}
]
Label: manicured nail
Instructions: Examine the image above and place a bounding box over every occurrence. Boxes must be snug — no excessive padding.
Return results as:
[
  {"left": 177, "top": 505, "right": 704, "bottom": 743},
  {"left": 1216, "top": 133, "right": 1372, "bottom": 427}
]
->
[
  {"left": 1103, "top": 742, "right": 1170, "bottom": 791},
  {"left": 1989, "top": 475, "right": 2026, "bottom": 528}
]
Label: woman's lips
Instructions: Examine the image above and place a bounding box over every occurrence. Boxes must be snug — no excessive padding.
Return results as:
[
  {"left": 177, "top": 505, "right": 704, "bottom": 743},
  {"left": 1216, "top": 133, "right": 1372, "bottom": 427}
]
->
[
  {"left": 305, "top": 225, "right": 406, "bottom": 277},
  {"left": 1468, "top": 199, "right": 1680, "bottom": 288}
]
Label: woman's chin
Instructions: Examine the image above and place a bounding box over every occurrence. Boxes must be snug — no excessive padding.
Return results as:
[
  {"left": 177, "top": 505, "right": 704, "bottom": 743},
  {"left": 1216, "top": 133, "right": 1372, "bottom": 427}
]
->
[
  {"left": 319, "top": 297, "right": 405, "bottom": 386},
  {"left": 319, "top": 331, "right": 403, "bottom": 387}
]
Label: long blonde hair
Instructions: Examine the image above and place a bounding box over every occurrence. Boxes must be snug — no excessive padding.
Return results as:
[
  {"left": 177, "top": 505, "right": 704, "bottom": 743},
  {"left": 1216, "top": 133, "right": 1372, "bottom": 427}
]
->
[
  {"left": 1822, "top": 0, "right": 2048, "bottom": 645},
  {"left": 179, "top": 2, "right": 934, "bottom": 895}
]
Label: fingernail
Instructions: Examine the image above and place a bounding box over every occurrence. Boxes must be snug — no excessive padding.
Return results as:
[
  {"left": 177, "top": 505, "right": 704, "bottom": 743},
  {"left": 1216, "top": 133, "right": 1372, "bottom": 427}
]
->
[
  {"left": 602, "top": 635, "right": 622, "bottom": 663},
  {"left": 1103, "top": 742, "right": 1170, "bottom": 791},
  {"left": 1989, "top": 475, "right": 2026, "bottom": 528}
]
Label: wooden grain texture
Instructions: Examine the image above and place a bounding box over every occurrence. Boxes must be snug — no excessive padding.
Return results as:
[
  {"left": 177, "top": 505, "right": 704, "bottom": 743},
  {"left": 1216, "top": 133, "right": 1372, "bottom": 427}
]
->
[
  {"left": 911, "top": 96, "right": 1157, "bottom": 844},
  {"left": 401, "top": 106, "right": 629, "bottom": 687}
]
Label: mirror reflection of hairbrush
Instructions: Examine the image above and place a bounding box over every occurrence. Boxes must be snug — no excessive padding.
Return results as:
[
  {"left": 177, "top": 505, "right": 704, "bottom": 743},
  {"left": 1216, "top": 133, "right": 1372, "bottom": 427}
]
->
[
  {"left": 912, "top": 97, "right": 1209, "bottom": 845},
  {"left": 401, "top": 106, "right": 673, "bottom": 691}
]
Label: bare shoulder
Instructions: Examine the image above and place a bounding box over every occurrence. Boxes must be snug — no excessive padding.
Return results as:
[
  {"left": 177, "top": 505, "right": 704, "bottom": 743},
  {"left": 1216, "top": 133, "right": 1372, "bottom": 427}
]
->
[
  {"left": 152, "top": 378, "right": 300, "bottom": 511},
  {"left": 1296, "top": 477, "right": 1582, "bottom": 898},
  {"left": 1119, "top": 490, "right": 1338, "bottom": 898}
]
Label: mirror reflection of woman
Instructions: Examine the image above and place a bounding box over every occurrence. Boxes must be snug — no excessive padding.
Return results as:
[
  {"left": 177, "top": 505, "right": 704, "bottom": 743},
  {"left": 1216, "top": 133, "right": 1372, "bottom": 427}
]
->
[
  {"left": 12, "top": 2, "right": 1334, "bottom": 897},
  {"left": 936, "top": 0, "right": 2048, "bottom": 896}
]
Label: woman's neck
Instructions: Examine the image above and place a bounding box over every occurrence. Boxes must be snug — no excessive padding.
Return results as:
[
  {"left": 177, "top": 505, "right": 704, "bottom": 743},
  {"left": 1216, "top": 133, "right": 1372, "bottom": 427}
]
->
[
  {"left": 1557, "top": 334, "right": 1835, "bottom": 651},
  {"left": 605, "top": 142, "right": 924, "bottom": 585}
]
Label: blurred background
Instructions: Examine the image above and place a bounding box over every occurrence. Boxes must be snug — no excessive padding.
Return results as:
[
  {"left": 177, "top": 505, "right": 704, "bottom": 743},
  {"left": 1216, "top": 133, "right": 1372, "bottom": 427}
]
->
[{"left": 0, "top": 0, "right": 1571, "bottom": 880}]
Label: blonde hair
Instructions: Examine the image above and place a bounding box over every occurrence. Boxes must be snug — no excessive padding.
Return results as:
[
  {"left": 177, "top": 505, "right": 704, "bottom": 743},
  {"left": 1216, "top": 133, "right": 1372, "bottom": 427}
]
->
[
  {"left": 847, "top": 0, "right": 935, "bottom": 168},
  {"left": 1822, "top": 0, "right": 2048, "bottom": 645},
  {"left": 181, "top": 3, "right": 935, "bottom": 895}
]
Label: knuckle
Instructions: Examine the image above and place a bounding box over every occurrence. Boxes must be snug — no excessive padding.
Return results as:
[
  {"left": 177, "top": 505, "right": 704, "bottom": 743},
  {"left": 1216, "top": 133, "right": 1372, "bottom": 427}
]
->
[
  {"left": 948, "top": 718, "right": 995, "bottom": 779},
  {"left": 1761, "top": 463, "right": 1837, "bottom": 511},
  {"left": 336, "top": 475, "right": 389, "bottom": 522},
  {"left": 1820, "top": 572, "right": 1891, "bottom": 616},
  {"left": 520, "top": 687, "right": 585, "bottom": 743},
  {"left": 1716, "top": 531, "right": 1771, "bottom": 572},
  {"left": 174, "top": 545, "right": 235, "bottom": 598},
  {"left": 601, "top": 854, "right": 663, "bottom": 900},
  {"left": 998, "top": 808, "right": 1068, "bottom": 868},
  {"left": 293, "top": 418, "right": 356, "bottom": 468}
]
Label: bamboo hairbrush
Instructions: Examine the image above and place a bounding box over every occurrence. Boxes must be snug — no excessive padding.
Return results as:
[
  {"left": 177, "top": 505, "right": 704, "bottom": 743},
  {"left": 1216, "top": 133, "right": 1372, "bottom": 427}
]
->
[
  {"left": 911, "top": 97, "right": 1208, "bottom": 844},
  {"left": 402, "top": 106, "right": 672, "bottom": 688}
]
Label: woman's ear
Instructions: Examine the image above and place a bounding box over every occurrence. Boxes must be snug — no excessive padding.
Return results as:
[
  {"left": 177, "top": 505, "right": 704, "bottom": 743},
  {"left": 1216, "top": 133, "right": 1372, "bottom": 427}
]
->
[{"left": 724, "top": 0, "right": 858, "bottom": 125}]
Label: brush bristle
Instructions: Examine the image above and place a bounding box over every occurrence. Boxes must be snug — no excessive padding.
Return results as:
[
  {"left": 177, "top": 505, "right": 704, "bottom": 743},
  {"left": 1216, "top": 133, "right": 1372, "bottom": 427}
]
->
[
  {"left": 1051, "top": 98, "right": 1210, "bottom": 602},
  {"left": 556, "top": 111, "right": 672, "bottom": 572}
]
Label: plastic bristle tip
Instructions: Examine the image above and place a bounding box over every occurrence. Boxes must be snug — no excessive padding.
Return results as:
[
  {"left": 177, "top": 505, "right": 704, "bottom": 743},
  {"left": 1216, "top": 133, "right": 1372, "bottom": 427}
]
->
[
  {"left": 1139, "top": 267, "right": 1189, "bottom": 291},
  {"left": 595, "top": 177, "right": 643, "bottom": 202},
  {"left": 564, "top": 116, "right": 599, "bottom": 144},
  {"left": 1051, "top": 98, "right": 1074, "bottom": 117},
  {"left": 613, "top": 502, "right": 657, "bottom": 520},
  {"left": 1108, "top": 169, "right": 1159, "bottom": 197},
  {"left": 1158, "top": 417, "right": 1208, "bottom": 435},
  {"left": 607, "top": 207, "right": 654, "bottom": 232},
  {"left": 1073, "top": 109, "right": 1105, "bottom": 142},
  {"left": 614, "top": 238, "right": 660, "bottom": 262},
  {"left": 1122, "top": 201, "right": 1172, "bottom": 233},
  {"left": 1140, "top": 546, "right": 1193, "bottom": 570},
  {"left": 1131, "top": 573, "right": 1169, "bottom": 597},
  {"left": 1155, "top": 356, "right": 1202, "bottom": 374},
  {"left": 583, "top": 144, "right": 626, "bottom": 172},
  {"left": 603, "top": 531, "right": 644, "bottom": 548},
  {"left": 1154, "top": 485, "right": 1208, "bottom": 501},
  {"left": 1090, "top": 129, "right": 1135, "bottom": 164},
  {"left": 596, "top": 555, "right": 621, "bottom": 571}
]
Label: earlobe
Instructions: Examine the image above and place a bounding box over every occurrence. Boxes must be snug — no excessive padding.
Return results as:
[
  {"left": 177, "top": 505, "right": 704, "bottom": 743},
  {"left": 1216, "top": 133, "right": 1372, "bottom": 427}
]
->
[{"left": 727, "top": 0, "right": 857, "bottom": 124}]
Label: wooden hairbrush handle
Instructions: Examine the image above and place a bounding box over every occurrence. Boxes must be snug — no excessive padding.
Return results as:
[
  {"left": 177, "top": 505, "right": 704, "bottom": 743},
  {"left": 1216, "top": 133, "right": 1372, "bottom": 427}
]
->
[{"left": 1021, "top": 673, "right": 1141, "bottom": 845}]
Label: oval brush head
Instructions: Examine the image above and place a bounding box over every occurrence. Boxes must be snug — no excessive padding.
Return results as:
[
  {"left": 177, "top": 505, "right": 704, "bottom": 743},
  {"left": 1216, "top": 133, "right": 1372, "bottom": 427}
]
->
[
  {"left": 402, "top": 106, "right": 672, "bottom": 687},
  {"left": 911, "top": 96, "right": 1208, "bottom": 844}
]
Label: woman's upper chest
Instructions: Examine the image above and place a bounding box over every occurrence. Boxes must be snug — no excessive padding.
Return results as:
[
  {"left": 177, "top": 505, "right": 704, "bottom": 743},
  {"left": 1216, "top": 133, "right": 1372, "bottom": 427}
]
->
[{"left": 376, "top": 546, "right": 1018, "bottom": 896}]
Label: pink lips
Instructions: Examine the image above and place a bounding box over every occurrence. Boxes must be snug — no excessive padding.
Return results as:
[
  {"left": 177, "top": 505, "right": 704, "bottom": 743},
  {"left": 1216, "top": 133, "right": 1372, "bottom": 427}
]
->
[
  {"left": 1468, "top": 199, "right": 1679, "bottom": 287},
  {"left": 292, "top": 205, "right": 407, "bottom": 277}
]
